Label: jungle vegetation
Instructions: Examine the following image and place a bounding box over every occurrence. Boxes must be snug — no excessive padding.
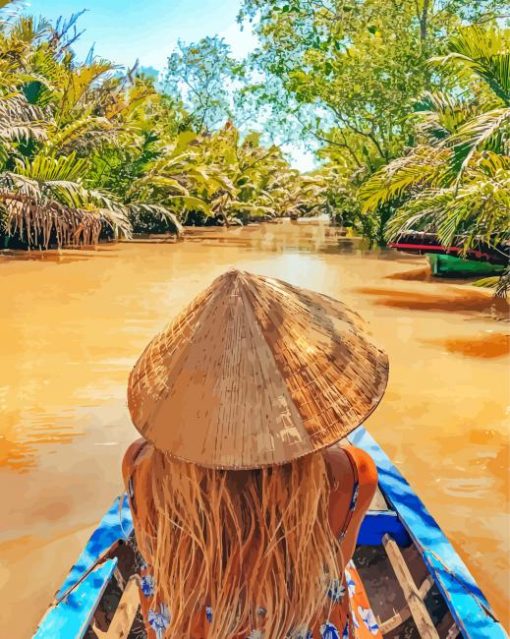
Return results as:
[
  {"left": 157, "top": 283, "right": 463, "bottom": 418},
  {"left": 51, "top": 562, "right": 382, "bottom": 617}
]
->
[
  {"left": 0, "top": 1, "right": 508, "bottom": 290},
  {"left": 0, "top": 9, "right": 325, "bottom": 250},
  {"left": 240, "top": 0, "right": 509, "bottom": 292}
]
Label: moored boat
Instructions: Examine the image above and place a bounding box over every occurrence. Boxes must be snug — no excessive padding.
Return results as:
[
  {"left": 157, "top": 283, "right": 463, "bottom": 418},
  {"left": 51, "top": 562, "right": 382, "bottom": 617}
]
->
[
  {"left": 426, "top": 253, "right": 506, "bottom": 278},
  {"left": 388, "top": 232, "right": 509, "bottom": 278},
  {"left": 32, "top": 427, "right": 507, "bottom": 639}
]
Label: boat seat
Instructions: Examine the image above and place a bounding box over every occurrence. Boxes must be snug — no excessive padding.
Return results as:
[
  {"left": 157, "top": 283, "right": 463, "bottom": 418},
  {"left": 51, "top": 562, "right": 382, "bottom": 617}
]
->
[{"left": 358, "top": 510, "right": 411, "bottom": 546}]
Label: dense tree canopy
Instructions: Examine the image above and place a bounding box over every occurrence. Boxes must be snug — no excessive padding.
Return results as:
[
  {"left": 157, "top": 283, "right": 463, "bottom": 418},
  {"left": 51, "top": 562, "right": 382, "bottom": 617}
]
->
[
  {"left": 0, "top": 0, "right": 508, "bottom": 292},
  {"left": 360, "top": 24, "right": 510, "bottom": 293},
  {"left": 163, "top": 36, "right": 243, "bottom": 131},
  {"left": 238, "top": 0, "right": 509, "bottom": 293},
  {"left": 0, "top": 7, "right": 326, "bottom": 249},
  {"left": 240, "top": 0, "right": 507, "bottom": 161}
]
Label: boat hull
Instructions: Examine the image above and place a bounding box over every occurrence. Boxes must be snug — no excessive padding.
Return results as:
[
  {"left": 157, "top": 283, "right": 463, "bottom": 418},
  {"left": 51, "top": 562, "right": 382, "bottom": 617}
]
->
[
  {"left": 426, "top": 253, "right": 506, "bottom": 278},
  {"left": 32, "top": 427, "right": 507, "bottom": 639}
]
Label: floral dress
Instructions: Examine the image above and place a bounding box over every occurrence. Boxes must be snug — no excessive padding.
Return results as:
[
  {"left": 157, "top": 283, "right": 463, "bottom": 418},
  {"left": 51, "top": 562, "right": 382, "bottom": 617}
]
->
[
  {"left": 130, "top": 447, "right": 382, "bottom": 639},
  {"left": 138, "top": 560, "right": 381, "bottom": 639}
]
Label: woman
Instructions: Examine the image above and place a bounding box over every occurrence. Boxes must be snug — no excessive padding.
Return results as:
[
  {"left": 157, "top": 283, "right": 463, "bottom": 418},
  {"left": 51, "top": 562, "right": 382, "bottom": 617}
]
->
[{"left": 124, "top": 270, "right": 388, "bottom": 639}]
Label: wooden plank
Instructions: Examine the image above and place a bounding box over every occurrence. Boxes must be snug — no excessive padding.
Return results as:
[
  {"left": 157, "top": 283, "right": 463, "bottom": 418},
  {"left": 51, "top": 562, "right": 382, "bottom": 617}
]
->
[
  {"left": 349, "top": 427, "right": 507, "bottom": 639},
  {"left": 33, "top": 559, "right": 117, "bottom": 639},
  {"left": 446, "top": 623, "right": 460, "bottom": 639},
  {"left": 380, "top": 576, "right": 434, "bottom": 633},
  {"left": 370, "top": 486, "right": 388, "bottom": 511},
  {"left": 93, "top": 576, "right": 140, "bottom": 639},
  {"left": 358, "top": 510, "right": 411, "bottom": 546},
  {"left": 383, "top": 535, "right": 439, "bottom": 638}
]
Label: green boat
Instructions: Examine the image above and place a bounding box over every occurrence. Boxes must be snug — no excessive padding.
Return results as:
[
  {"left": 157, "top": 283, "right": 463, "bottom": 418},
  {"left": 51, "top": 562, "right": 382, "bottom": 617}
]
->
[{"left": 426, "top": 253, "right": 506, "bottom": 278}]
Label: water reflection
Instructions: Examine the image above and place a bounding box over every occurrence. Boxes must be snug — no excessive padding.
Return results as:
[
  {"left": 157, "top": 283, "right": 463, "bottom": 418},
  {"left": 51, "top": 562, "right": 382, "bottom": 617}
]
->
[
  {"left": 356, "top": 285, "right": 508, "bottom": 316},
  {"left": 0, "top": 410, "right": 81, "bottom": 472},
  {"left": 425, "top": 333, "right": 510, "bottom": 359},
  {"left": 386, "top": 266, "right": 434, "bottom": 282}
]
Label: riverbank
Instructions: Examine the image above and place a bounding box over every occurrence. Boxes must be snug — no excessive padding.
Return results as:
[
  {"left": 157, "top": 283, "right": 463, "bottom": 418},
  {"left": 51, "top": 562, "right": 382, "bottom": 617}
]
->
[{"left": 0, "top": 221, "right": 508, "bottom": 636}]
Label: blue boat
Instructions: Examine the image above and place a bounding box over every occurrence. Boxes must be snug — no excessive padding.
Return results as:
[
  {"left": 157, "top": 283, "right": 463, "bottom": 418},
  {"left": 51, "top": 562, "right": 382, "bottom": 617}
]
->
[{"left": 32, "top": 427, "right": 507, "bottom": 639}]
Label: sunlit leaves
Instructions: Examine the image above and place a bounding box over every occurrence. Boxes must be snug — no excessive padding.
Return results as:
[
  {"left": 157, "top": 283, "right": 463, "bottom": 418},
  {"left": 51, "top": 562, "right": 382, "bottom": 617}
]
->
[
  {"left": 360, "top": 24, "right": 510, "bottom": 294},
  {"left": 359, "top": 146, "right": 449, "bottom": 211},
  {"left": 164, "top": 36, "right": 243, "bottom": 130}
]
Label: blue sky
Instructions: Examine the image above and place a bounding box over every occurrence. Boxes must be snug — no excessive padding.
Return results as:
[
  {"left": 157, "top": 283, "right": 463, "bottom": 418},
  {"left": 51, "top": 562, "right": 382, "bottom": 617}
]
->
[
  {"left": 25, "top": 1, "right": 317, "bottom": 171},
  {"left": 27, "top": 0, "right": 257, "bottom": 69}
]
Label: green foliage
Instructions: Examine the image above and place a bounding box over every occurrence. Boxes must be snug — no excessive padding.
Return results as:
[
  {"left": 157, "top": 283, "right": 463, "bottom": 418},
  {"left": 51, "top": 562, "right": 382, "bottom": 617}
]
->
[
  {"left": 164, "top": 36, "right": 244, "bottom": 130},
  {"left": 242, "top": 0, "right": 462, "bottom": 165},
  {"left": 360, "top": 25, "right": 510, "bottom": 292},
  {"left": 0, "top": 9, "right": 328, "bottom": 248},
  {"left": 240, "top": 0, "right": 510, "bottom": 260},
  {"left": 2, "top": 0, "right": 507, "bottom": 286}
]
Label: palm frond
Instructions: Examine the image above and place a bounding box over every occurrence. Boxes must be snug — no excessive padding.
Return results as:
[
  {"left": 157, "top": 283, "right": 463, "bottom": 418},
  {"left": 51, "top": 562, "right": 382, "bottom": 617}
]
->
[
  {"left": 385, "top": 168, "right": 510, "bottom": 251},
  {"left": 175, "top": 195, "right": 211, "bottom": 213},
  {"left": 359, "top": 146, "right": 448, "bottom": 211},
  {"left": 447, "top": 107, "right": 510, "bottom": 178},
  {"left": 45, "top": 115, "right": 114, "bottom": 154},
  {"left": 129, "top": 174, "right": 190, "bottom": 197},
  {"left": 439, "top": 169, "right": 510, "bottom": 249},
  {"left": 15, "top": 152, "right": 89, "bottom": 182},
  {"left": 0, "top": 94, "right": 48, "bottom": 151},
  {"left": 0, "top": 154, "right": 130, "bottom": 247},
  {"left": 413, "top": 91, "right": 478, "bottom": 144},
  {"left": 473, "top": 267, "right": 510, "bottom": 298},
  {"left": 59, "top": 61, "right": 115, "bottom": 114},
  {"left": 430, "top": 27, "right": 510, "bottom": 105},
  {"left": 127, "top": 202, "right": 183, "bottom": 236},
  {"left": 384, "top": 188, "right": 453, "bottom": 240}
]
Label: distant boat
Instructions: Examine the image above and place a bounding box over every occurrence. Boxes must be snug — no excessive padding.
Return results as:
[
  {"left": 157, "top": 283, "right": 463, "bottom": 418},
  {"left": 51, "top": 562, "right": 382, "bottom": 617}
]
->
[
  {"left": 427, "top": 253, "right": 506, "bottom": 278},
  {"left": 33, "top": 427, "right": 506, "bottom": 639},
  {"left": 388, "top": 232, "right": 509, "bottom": 277}
]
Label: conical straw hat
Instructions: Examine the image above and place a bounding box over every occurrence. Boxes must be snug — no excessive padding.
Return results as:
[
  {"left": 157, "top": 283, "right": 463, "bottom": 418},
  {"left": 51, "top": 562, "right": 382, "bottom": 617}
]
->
[{"left": 128, "top": 270, "right": 388, "bottom": 469}]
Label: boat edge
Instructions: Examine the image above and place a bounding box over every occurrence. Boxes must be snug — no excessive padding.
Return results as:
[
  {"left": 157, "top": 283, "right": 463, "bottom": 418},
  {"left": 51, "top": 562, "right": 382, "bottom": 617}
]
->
[{"left": 349, "top": 426, "right": 508, "bottom": 639}]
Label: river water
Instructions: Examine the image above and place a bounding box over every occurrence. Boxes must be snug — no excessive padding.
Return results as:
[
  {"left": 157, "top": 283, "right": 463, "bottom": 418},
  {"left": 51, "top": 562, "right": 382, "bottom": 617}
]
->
[{"left": 0, "top": 221, "right": 508, "bottom": 636}]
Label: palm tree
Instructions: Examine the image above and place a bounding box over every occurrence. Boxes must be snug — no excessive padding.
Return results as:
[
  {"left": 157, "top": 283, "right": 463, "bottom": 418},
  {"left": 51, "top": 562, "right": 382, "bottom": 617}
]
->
[
  {"left": 0, "top": 14, "right": 132, "bottom": 247},
  {"left": 0, "top": 153, "right": 130, "bottom": 248},
  {"left": 359, "top": 25, "right": 510, "bottom": 294},
  {"left": 0, "top": 8, "right": 327, "bottom": 248}
]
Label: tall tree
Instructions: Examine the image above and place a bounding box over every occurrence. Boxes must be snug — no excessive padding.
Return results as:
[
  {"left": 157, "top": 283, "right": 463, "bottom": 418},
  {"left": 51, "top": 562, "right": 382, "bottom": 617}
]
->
[
  {"left": 240, "top": 0, "right": 508, "bottom": 169},
  {"left": 164, "top": 36, "right": 244, "bottom": 131},
  {"left": 360, "top": 25, "right": 510, "bottom": 294}
]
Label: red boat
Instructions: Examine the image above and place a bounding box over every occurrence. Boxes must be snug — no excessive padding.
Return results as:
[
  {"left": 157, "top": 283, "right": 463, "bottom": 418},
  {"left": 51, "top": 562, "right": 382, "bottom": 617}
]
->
[{"left": 388, "top": 232, "right": 509, "bottom": 266}]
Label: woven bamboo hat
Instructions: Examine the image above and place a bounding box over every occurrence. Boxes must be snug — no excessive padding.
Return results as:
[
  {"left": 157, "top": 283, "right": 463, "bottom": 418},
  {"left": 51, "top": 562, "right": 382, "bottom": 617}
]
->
[{"left": 128, "top": 270, "right": 388, "bottom": 469}]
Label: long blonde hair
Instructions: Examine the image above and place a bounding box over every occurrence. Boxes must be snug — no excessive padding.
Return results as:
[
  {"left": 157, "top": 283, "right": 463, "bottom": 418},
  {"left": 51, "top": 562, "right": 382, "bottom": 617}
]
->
[{"left": 134, "top": 449, "right": 343, "bottom": 638}]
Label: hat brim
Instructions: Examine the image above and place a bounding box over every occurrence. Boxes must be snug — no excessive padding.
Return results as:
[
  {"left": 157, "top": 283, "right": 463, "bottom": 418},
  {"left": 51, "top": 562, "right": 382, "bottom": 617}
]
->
[{"left": 128, "top": 271, "right": 389, "bottom": 469}]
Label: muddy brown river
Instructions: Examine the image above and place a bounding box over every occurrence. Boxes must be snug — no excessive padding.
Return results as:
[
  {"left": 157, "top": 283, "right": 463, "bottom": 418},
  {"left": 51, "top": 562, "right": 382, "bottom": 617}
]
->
[{"left": 0, "top": 221, "right": 508, "bottom": 636}]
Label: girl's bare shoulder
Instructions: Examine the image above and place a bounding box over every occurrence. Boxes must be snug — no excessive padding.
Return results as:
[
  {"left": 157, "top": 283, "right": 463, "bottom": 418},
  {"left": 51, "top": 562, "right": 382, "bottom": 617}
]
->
[
  {"left": 122, "top": 438, "right": 153, "bottom": 483},
  {"left": 324, "top": 443, "right": 377, "bottom": 485},
  {"left": 323, "top": 443, "right": 352, "bottom": 484}
]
